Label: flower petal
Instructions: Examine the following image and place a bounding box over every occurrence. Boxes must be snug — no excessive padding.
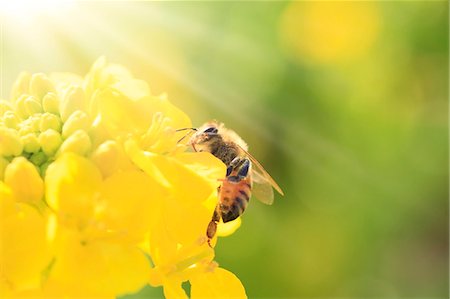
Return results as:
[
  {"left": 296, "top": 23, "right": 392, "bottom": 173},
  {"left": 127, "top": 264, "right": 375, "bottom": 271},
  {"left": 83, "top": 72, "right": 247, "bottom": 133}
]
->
[
  {"left": 4, "top": 157, "right": 44, "bottom": 204},
  {"left": 148, "top": 215, "right": 177, "bottom": 267},
  {"left": 97, "top": 170, "right": 165, "bottom": 243},
  {"left": 96, "top": 89, "right": 149, "bottom": 136},
  {"left": 164, "top": 192, "right": 217, "bottom": 246},
  {"left": 97, "top": 89, "right": 191, "bottom": 143},
  {"left": 174, "top": 152, "right": 226, "bottom": 187},
  {"left": 45, "top": 153, "right": 102, "bottom": 229},
  {"left": 112, "top": 78, "right": 150, "bottom": 101},
  {"left": 0, "top": 183, "right": 51, "bottom": 292},
  {"left": 49, "top": 72, "right": 84, "bottom": 93},
  {"left": 50, "top": 229, "right": 150, "bottom": 297},
  {"left": 217, "top": 217, "right": 242, "bottom": 237},
  {"left": 136, "top": 95, "right": 192, "bottom": 136},
  {"left": 155, "top": 152, "right": 225, "bottom": 204},
  {"left": 163, "top": 280, "right": 188, "bottom": 299},
  {"left": 190, "top": 267, "right": 247, "bottom": 299}
]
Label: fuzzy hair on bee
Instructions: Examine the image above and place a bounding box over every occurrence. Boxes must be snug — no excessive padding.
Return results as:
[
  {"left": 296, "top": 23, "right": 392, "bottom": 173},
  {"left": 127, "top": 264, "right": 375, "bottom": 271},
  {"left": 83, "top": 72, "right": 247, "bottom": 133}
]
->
[{"left": 190, "top": 121, "right": 248, "bottom": 166}]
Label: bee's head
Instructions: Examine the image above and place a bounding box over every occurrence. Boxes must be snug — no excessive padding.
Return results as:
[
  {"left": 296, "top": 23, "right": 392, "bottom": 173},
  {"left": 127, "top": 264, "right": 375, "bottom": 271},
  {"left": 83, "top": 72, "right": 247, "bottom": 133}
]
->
[
  {"left": 189, "top": 122, "right": 222, "bottom": 151},
  {"left": 201, "top": 126, "right": 219, "bottom": 135}
]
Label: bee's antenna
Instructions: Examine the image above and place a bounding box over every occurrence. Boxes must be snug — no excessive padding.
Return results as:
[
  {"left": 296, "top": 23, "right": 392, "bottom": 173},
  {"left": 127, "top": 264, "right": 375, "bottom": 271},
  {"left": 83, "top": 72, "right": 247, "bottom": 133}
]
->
[
  {"left": 176, "top": 127, "right": 197, "bottom": 132},
  {"left": 176, "top": 127, "right": 197, "bottom": 144}
]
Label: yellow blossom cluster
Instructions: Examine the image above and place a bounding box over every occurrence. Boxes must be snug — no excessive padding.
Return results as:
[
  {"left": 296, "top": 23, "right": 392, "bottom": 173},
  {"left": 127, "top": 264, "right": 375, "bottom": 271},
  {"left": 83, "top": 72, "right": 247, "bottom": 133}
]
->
[{"left": 0, "top": 57, "right": 246, "bottom": 298}]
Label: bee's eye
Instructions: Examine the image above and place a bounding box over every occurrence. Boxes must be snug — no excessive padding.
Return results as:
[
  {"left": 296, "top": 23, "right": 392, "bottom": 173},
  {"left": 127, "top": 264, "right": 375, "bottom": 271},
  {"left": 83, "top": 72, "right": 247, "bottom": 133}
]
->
[{"left": 203, "top": 127, "right": 218, "bottom": 134}]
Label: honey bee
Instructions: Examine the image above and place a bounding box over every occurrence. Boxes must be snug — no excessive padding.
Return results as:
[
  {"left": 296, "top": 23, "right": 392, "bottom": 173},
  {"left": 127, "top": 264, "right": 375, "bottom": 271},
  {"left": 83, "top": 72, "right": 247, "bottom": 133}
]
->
[{"left": 178, "top": 121, "right": 284, "bottom": 245}]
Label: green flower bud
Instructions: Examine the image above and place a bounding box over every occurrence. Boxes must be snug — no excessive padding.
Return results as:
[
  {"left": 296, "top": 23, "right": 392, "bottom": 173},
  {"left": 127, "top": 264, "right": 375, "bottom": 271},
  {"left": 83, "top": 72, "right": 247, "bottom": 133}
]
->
[
  {"left": 40, "top": 112, "right": 62, "bottom": 132},
  {"left": 29, "top": 73, "right": 56, "bottom": 100},
  {"left": 40, "top": 160, "right": 51, "bottom": 177},
  {"left": 42, "top": 92, "right": 60, "bottom": 114},
  {"left": 60, "top": 86, "right": 86, "bottom": 122},
  {"left": 39, "top": 129, "right": 62, "bottom": 156},
  {"left": 30, "top": 151, "right": 47, "bottom": 166},
  {"left": 0, "top": 127, "right": 23, "bottom": 157},
  {"left": 21, "top": 133, "right": 41, "bottom": 153},
  {"left": 59, "top": 129, "right": 92, "bottom": 156},
  {"left": 62, "top": 110, "right": 90, "bottom": 139}
]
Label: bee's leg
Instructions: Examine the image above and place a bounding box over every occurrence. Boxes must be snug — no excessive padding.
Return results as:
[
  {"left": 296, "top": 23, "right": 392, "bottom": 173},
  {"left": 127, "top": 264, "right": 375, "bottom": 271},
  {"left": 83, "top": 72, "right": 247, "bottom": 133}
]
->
[
  {"left": 206, "top": 205, "right": 221, "bottom": 247},
  {"left": 229, "top": 157, "right": 242, "bottom": 169},
  {"left": 225, "top": 165, "right": 233, "bottom": 177},
  {"left": 237, "top": 158, "right": 251, "bottom": 178},
  {"left": 206, "top": 221, "right": 217, "bottom": 247},
  {"left": 228, "top": 157, "right": 246, "bottom": 176}
]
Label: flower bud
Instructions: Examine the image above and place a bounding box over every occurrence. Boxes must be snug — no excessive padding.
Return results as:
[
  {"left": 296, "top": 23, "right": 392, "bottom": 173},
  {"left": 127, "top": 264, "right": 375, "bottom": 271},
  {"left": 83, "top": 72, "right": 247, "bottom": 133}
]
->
[
  {"left": 30, "top": 151, "right": 47, "bottom": 166},
  {"left": 0, "top": 100, "right": 13, "bottom": 116},
  {"left": 60, "top": 86, "right": 86, "bottom": 122},
  {"left": 25, "top": 96, "right": 43, "bottom": 115},
  {"left": 62, "top": 110, "right": 90, "bottom": 139},
  {"left": 59, "top": 129, "right": 92, "bottom": 156},
  {"left": 4, "top": 157, "right": 44, "bottom": 204},
  {"left": 15, "top": 94, "right": 29, "bottom": 119},
  {"left": 3, "top": 111, "right": 20, "bottom": 129},
  {"left": 0, "top": 127, "right": 23, "bottom": 157},
  {"left": 29, "top": 73, "right": 56, "bottom": 100},
  {"left": 91, "top": 140, "right": 120, "bottom": 177},
  {"left": 40, "top": 161, "right": 51, "bottom": 177},
  {"left": 42, "top": 92, "right": 60, "bottom": 114},
  {"left": 11, "top": 72, "right": 31, "bottom": 101},
  {"left": 29, "top": 115, "right": 42, "bottom": 132},
  {"left": 18, "top": 124, "right": 33, "bottom": 136},
  {"left": 39, "top": 129, "right": 62, "bottom": 156},
  {"left": 88, "top": 115, "right": 110, "bottom": 148},
  {"left": 40, "top": 112, "right": 62, "bottom": 132},
  {"left": 21, "top": 133, "right": 41, "bottom": 153}
]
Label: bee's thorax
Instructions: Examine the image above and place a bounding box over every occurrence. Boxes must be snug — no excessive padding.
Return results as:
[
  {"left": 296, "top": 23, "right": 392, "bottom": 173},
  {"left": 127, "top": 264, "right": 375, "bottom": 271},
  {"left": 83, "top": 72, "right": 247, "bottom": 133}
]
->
[{"left": 208, "top": 138, "right": 240, "bottom": 166}]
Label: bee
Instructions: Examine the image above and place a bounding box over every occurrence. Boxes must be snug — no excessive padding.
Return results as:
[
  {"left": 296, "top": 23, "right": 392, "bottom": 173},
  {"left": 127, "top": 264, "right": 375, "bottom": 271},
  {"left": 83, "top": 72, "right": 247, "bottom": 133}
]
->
[{"left": 178, "top": 121, "right": 284, "bottom": 245}]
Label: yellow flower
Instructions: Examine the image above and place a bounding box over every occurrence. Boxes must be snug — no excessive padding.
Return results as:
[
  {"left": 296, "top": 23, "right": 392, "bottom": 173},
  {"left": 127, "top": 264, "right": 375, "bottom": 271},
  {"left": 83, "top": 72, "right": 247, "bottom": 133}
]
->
[
  {"left": 0, "top": 182, "right": 52, "bottom": 295},
  {"left": 4, "top": 157, "right": 43, "bottom": 204},
  {"left": 280, "top": 1, "right": 380, "bottom": 65},
  {"left": 191, "top": 267, "right": 247, "bottom": 299},
  {"left": 0, "top": 57, "right": 247, "bottom": 298}
]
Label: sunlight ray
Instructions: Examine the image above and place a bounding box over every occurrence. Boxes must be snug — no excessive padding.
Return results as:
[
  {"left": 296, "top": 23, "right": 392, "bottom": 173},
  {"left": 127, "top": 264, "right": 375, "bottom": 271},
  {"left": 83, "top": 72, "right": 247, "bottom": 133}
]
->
[
  {"left": 71, "top": 3, "right": 367, "bottom": 184},
  {"left": 2, "top": 1, "right": 379, "bottom": 190}
]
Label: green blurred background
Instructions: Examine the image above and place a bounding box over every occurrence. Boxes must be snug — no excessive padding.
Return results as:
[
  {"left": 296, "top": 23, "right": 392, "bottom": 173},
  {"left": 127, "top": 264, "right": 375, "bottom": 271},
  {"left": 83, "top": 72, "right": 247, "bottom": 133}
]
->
[{"left": 1, "top": 1, "right": 448, "bottom": 298}]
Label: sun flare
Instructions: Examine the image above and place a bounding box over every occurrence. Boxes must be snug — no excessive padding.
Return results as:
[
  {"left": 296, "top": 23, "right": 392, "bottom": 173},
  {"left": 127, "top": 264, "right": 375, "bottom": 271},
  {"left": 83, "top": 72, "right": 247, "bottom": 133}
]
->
[{"left": 0, "top": 0, "right": 75, "bottom": 20}]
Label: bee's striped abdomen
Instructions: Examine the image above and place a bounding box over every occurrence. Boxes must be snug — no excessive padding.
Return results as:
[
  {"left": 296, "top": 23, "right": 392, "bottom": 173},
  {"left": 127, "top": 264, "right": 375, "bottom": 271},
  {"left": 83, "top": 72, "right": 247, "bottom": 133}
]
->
[
  {"left": 205, "top": 156, "right": 252, "bottom": 246},
  {"left": 219, "top": 176, "right": 251, "bottom": 223}
]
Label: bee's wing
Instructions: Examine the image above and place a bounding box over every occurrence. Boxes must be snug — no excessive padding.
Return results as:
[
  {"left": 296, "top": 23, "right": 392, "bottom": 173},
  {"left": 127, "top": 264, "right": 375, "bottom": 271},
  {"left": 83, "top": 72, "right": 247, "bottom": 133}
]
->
[
  {"left": 252, "top": 170, "right": 275, "bottom": 205},
  {"left": 236, "top": 144, "right": 284, "bottom": 197}
]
